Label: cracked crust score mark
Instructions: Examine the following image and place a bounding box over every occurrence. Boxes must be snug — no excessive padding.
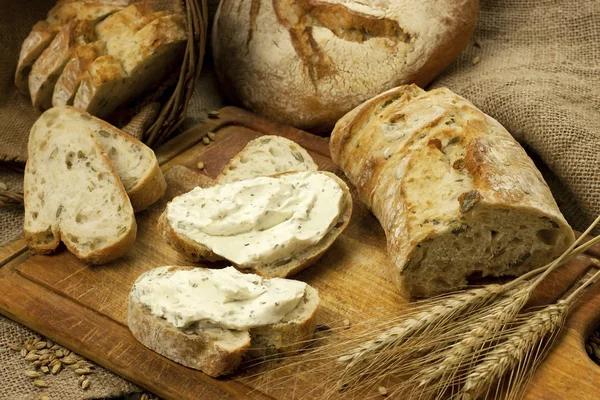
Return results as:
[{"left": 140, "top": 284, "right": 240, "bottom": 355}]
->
[{"left": 248, "top": 0, "right": 414, "bottom": 84}]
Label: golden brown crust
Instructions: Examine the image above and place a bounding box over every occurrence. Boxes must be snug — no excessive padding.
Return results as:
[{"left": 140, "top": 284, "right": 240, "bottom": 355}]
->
[
  {"left": 330, "top": 85, "right": 575, "bottom": 297},
  {"left": 128, "top": 160, "right": 167, "bottom": 212},
  {"left": 128, "top": 294, "right": 250, "bottom": 377}
]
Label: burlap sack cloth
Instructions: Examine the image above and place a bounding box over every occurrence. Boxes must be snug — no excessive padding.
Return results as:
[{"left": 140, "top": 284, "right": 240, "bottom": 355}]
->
[{"left": 1, "top": 0, "right": 599, "bottom": 398}]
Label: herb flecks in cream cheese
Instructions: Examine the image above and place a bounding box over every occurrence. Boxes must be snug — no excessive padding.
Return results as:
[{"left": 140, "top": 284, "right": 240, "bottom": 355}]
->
[
  {"left": 132, "top": 267, "right": 306, "bottom": 330},
  {"left": 167, "top": 172, "right": 344, "bottom": 265}
]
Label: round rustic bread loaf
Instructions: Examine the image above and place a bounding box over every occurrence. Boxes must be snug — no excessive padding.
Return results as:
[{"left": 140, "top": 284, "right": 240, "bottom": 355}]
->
[{"left": 212, "top": 0, "right": 479, "bottom": 130}]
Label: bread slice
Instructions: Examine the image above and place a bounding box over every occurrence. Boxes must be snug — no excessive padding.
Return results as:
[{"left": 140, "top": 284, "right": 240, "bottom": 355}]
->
[
  {"left": 15, "top": 21, "right": 60, "bottom": 94},
  {"left": 158, "top": 171, "right": 353, "bottom": 278},
  {"left": 128, "top": 266, "right": 319, "bottom": 377},
  {"left": 73, "top": 13, "right": 186, "bottom": 118},
  {"left": 52, "top": 41, "right": 105, "bottom": 107},
  {"left": 29, "top": 19, "right": 96, "bottom": 112},
  {"left": 23, "top": 107, "right": 136, "bottom": 264},
  {"left": 48, "top": 106, "right": 166, "bottom": 211},
  {"left": 217, "top": 135, "right": 319, "bottom": 184}
]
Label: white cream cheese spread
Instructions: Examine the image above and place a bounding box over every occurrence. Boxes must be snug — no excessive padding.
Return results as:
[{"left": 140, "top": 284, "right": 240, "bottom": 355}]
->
[
  {"left": 167, "top": 171, "right": 344, "bottom": 265},
  {"left": 131, "top": 266, "right": 307, "bottom": 330}
]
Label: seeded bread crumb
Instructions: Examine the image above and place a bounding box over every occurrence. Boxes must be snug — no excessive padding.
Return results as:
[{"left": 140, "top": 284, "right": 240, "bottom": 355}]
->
[{"left": 24, "top": 107, "right": 136, "bottom": 264}]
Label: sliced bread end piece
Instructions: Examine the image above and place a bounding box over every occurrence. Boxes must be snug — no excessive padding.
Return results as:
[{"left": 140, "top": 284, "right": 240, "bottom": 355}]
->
[
  {"left": 15, "top": 21, "right": 60, "bottom": 94},
  {"left": 217, "top": 135, "right": 319, "bottom": 184},
  {"left": 24, "top": 107, "right": 136, "bottom": 264},
  {"left": 159, "top": 171, "right": 353, "bottom": 278},
  {"left": 128, "top": 266, "right": 319, "bottom": 377}
]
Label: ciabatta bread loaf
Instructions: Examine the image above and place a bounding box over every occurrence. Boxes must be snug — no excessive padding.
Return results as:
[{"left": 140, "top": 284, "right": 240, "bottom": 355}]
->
[
  {"left": 128, "top": 266, "right": 319, "bottom": 377},
  {"left": 17, "top": 1, "right": 123, "bottom": 100},
  {"left": 217, "top": 135, "right": 318, "bottom": 184},
  {"left": 24, "top": 107, "right": 136, "bottom": 264},
  {"left": 53, "top": 106, "right": 166, "bottom": 211},
  {"left": 330, "top": 85, "right": 575, "bottom": 297},
  {"left": 159, "top": 171, "right": 353, "bottom": 278},
  {"left": 16, "top": 2, "right": 185, "bottom": 119},
  {"left": 212, "top": 0, "right": 479, "bottom": 130}
]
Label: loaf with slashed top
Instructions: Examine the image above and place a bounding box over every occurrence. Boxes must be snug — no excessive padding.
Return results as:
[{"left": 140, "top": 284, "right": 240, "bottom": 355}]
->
[{"left": 330, "top": 84, "right": 575, "bottom": 297}]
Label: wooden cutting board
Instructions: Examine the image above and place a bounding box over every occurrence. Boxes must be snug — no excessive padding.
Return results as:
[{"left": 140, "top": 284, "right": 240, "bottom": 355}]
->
[{"left": 1, "top": 106, "right": 599, "bottom": 399}]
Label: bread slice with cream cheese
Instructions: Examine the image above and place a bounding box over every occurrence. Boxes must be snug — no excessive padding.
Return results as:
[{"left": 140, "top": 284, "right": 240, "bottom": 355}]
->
[
  {"left": 217, "top": 135, "right": 318, "bottom": 184},
  {"left": 48, "top": 106, "right": 166, "bottom": 211},
  {"left": 158, "top": 171, "right": 353, "bottom": 278},
  {"left": 128, "top": 266, "right": 319, "bottom": 377}
]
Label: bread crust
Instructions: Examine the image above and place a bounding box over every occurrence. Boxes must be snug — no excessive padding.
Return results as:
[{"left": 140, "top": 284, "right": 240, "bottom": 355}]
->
[
  {"left": 128, "top": 266, "right": 319, "bottom": 377},
  {"left": 128, "top": 291, "right": 251, "bottom": 377},
  {"left": 15, "top": 21, "right": 60, "bottom": 94},
  {"left": 212, "top": 0, "right": 479, "bottom": 130},
  {"left": 330, "top": 85, "right": 575, "bottom": 297},
  {"left": 159, "top": 171, "right": 353, "bottom": 278}
]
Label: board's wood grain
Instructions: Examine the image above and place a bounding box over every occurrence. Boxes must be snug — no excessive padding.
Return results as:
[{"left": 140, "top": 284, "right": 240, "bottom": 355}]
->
[{"left": 0, "top": 107, "right": 599, "bottom": 399}]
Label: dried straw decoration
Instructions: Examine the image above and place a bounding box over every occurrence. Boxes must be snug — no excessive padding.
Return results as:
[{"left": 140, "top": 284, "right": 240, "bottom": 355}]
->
[{"left": 245, "top": 215, "right": 600, "bottom": 400}]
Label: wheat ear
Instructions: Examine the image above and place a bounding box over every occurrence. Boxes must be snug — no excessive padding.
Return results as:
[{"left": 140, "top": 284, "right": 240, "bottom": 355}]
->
[
  {"left": 460, "top": 267, "right": 600, "bottom": 400},
  {"left": 338, "top": 285, "right": 503, "bottom": 366},
  {"left": 460, "top": 301, "right": 568, "bottom": 400},
  {"left": 415, "top": 283, "right": 530, "bottom": 395}
]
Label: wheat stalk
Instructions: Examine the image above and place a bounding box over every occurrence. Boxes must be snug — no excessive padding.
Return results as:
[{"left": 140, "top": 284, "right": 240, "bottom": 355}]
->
[
  {"left": 338, "top": 285, "right": 503, "bottom": 365},
  {"left": 460, "top": 267, "right": 600, "bottom": 400},
  {"left": 414, "top": 284, "right": 530, "bottom": 395},
  {"left": 460, "top": 301, "right": 568, "bottom": 400}
]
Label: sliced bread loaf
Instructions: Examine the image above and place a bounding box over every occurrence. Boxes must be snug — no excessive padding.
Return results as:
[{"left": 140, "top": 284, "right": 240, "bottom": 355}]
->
[
  {"left": 217, "top": 135, "right": 319, "bottom": 184},
  {"left": 24, "top": 107, "right": 136, "bottom": 264},
  {"left": 158, "top": 171, "right": 353, "bottom": 278},
  {"left": 73, "top": 13, "right": 186, "bottom": 118},
  {"left": 50, "top": 106, "right": 166, "bottom": 211},
  {"left": 128, "top": 266, "right": 319, "bottom": 377},
  {"left": 52, "top": 41, "right": 105, "bottom": 107},
  {"left": 29, "top": 19, "right": 96, "bottom": 112}
]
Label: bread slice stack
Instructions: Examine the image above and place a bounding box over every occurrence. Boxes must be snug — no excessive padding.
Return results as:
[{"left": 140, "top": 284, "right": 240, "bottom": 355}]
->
[
  {"left": 24, "top": 106, "right": 166, "bottom": 264},
  {"left": 128, "top": 266, "right": 319, "bottom": 377},
  {"left": 15, "top": 1, "right": 186, "bottom": 118}
]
